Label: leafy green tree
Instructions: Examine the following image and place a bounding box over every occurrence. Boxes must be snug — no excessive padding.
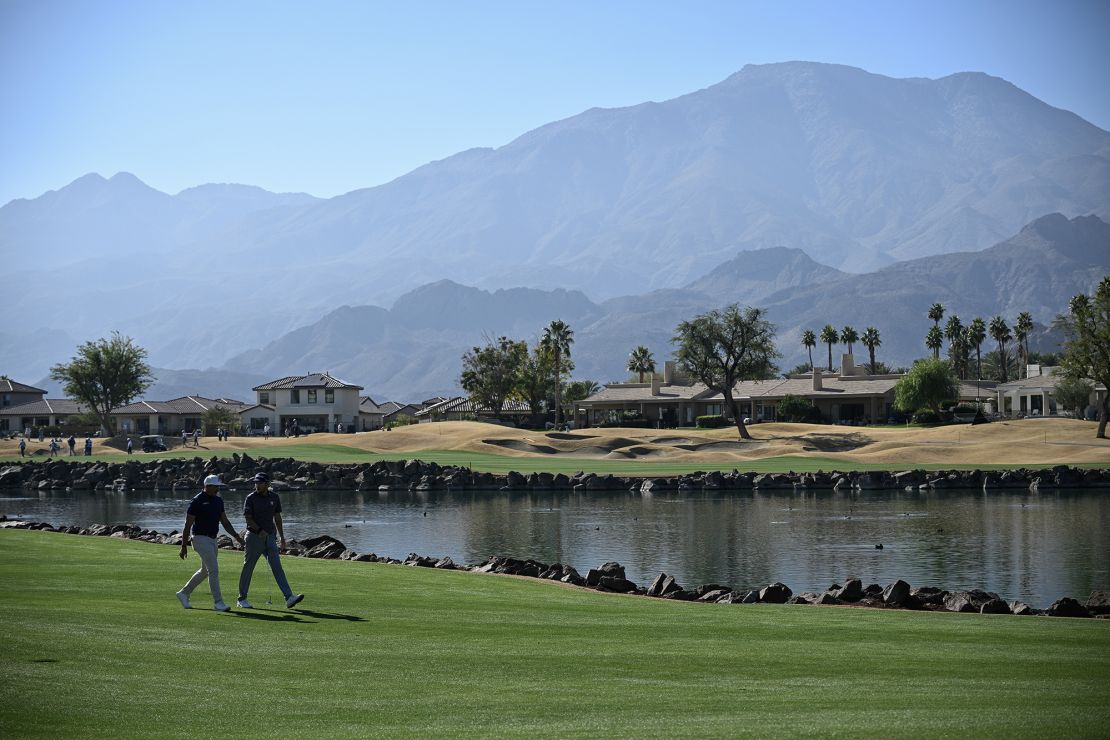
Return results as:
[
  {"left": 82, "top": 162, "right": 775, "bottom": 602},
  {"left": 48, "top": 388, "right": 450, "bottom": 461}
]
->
[
  {"left": 460, "top": 336, "right": 528, "bottom": 418},
  {"left": 202, "top": 406, "right": 240, "bottom": 436},
  {"left": 784, "top": 362, "right": 814, "bottom": 376},
  {"left": 50, "top": 332, "right": 154, "bottom": 434},
  {"left": 928, "top": 303, "right": 945, "bottom": 328},
  {"left": 894, "top": 358, "right": 959, "bottom": 415},
  {"left": 966, "top": 318, "right": 987, "bottom": 379},
  {"left": 777, "top": 394, "right": 816, "bottom": 422},
  {"left": 840, "top": 326, "right": 858, "bottom": 356},
  {"left": 819, "top": 325, "right": 839, "bottom": 371},
  {"left": 1028, "top": 351, "right": 1061, "bottom": 366},
  {"left": 626, "top": 346, "right": 656, "bottom": 382},
  {"left": 516, "top": 342, "right": 558, "bottom": 424},
  {"left": 674, "top": 304, "right": 780, "bottom": 440},
  {"left": 1059, "top": 276, "right": 1110, "bottom": 437},
  {"left": 989, "top": 316, "right": 1013, "bottom": 383},
  {"left": 541, "top": 320, "right": 574, "bottom": 427},
  {"left": 1015, "top": 311, "right": 1034, "bottom": 377},
  {"left": 861, "top": 327, "right": 882, "bottom": 374},
  {"left": 562, "top": 379, "right": 601, "bottom": 421},
  {"left": 801, "top": 329, "right": 816, "bottom": 372},
  {"left": 1054, "top": 377, "right": 1093, "bottom": 418},
  {"left": 925, "top": 325, "right": 943, "bottom": 359}
]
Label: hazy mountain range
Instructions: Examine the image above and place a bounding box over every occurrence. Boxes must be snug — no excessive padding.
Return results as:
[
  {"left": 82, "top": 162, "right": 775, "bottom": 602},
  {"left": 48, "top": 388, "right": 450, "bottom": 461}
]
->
[
  {"left": 210, "top": 213, "right": 1106, "bottom": 401},
  {"left": 4, "top": 61, "right": 1110, "bottom": 400}
]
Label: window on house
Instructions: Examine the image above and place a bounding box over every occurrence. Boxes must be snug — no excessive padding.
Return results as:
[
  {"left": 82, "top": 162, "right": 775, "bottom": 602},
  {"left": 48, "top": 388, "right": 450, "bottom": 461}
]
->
[
  {"left": 291, "top": 389, "right": 300, "bottom": 404},
  {"left": 259, "top": 392, "right": 270, "bottom": 405},
  {"left": 325, "top": 389, "right": 334, "bottom": 404},
  {"left": 308, "top": 390, "right": 317, "bottom": 404}
]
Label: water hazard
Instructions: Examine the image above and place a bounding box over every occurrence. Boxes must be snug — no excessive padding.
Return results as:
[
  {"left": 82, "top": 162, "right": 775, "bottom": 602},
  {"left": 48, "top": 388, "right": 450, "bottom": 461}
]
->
[{"left": 3, "top": 487, "right": 1108, "bottom": 607}]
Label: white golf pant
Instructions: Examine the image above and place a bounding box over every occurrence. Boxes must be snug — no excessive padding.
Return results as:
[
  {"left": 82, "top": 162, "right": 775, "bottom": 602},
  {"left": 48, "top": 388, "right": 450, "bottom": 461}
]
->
[{"left": 181, "top": 535, "right": 224, "bottom": 604}]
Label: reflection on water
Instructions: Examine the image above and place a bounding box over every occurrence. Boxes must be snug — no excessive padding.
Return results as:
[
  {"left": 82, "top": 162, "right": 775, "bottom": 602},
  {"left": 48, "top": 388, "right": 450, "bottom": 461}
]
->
[{"left": 2, "top": 487, "right": 1108, "bottom": 607}]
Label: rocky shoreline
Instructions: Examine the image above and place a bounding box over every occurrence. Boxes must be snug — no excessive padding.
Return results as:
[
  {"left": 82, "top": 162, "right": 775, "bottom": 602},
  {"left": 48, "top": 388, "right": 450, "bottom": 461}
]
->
[
  {"left": 2, "top": 516, "right": 1107, "bottom": 619},
  {"left": 2, "top": 455, "right": 1109, "bottom": 493}
]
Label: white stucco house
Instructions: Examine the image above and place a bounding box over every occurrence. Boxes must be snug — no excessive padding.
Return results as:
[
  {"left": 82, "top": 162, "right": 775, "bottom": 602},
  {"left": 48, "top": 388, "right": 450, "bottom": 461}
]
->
[
  {"left": 242, "top": 373, "right": 364, "bottom": 434},
  {"left": 994, "top": 365, "right": 1107, "bottom": 418}
]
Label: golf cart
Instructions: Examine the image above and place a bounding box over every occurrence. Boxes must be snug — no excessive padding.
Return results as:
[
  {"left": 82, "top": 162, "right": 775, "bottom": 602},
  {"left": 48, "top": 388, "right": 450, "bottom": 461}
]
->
[{"left": 140, "top": 434, "right": 167, "bottom": 453}]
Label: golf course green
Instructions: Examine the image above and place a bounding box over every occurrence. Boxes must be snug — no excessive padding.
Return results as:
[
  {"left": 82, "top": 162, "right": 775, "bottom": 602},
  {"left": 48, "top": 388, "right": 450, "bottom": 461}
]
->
[{"left": 2, "top": 529, "right": 1107, "bottom": 737}]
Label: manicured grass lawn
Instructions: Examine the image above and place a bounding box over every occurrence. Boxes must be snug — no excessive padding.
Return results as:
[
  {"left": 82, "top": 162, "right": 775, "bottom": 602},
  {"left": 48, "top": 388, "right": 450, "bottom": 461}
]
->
[
  {"left": 2, "top": 530, "right": 1108, "bottom": 737},
  {"left": 3, "top": 445, "right": 1106, "bottom": 475}
]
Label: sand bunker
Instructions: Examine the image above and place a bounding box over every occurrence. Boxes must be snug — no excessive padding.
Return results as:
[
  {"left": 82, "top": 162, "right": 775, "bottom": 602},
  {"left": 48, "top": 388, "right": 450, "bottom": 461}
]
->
[
  {"left": 650, "top": 437, "right": 701, "bottom": 446},
  {"left": 483, "top": 439, "right": 559, "bottom": 455},
  {"left": 545, "top": 432, "right": 598, "bottom": 441},
  {"left": 794, "top": 433, "right": 872, "bottom": 453}
]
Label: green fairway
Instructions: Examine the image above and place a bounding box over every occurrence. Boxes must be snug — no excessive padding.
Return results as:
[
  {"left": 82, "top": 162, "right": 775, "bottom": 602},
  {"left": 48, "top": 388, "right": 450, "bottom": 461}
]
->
[
  {"left": 3, "top": 445, "right": 1106, "bottom": 475},
  {"left": 1, "top": 531, "right": 1107, "bottom": 737}
]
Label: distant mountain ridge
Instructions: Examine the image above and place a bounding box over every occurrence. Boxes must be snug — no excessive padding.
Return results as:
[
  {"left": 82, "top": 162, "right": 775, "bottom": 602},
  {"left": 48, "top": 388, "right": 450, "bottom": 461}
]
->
[
  {"left": 219, "top": 214, "right": 1110, "bottom": 399},
  {"left": 3, "top": 61, "right": 1110, "bottom": 382}
]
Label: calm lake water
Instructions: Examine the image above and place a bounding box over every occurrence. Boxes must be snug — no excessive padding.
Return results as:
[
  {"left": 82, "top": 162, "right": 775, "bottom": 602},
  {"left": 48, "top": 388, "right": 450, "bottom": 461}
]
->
[{"left": 3, "top": 487, "right": 1108, "bottom": 608}]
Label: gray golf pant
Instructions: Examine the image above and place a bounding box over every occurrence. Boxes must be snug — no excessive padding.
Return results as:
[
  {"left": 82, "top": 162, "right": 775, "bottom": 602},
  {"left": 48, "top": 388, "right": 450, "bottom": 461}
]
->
[
  {"left": 181, "top": 535, "right": 224, "bottom": 604},
  {"left": 238, "top": 531, "right": 292, "bottom": 600}
]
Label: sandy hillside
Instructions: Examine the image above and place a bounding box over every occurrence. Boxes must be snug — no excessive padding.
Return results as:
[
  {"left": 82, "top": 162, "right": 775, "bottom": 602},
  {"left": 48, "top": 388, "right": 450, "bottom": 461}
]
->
[{"left": 7, "top": 419, "right": 1107, "bottom": 466}]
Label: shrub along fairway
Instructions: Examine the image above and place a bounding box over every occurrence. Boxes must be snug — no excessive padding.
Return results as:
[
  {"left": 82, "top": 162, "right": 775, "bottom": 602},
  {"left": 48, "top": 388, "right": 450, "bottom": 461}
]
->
[{"left": 2, "top": 530, "right": 1108, "bottom": 737}]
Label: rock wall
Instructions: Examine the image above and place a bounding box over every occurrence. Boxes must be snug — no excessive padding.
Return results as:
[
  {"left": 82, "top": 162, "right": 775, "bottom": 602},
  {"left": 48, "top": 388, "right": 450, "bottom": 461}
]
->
[{"left": 1, "top": 456, "right": 1108, "bottom": 493}]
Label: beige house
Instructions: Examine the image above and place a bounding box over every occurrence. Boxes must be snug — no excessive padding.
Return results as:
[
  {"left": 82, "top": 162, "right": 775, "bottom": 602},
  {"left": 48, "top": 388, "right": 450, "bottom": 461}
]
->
[
  {"left": 415, "top": 396, "right": 532, "bottom": 423},
  {"left": 994, "top": 365, "right": 1107, "bottom": 418},
  {"left": 1, "top": 377, "right": 47, "bottom": 409},
  {"left": 249, "top": 373, "right": 364, "bottom": 434},
  {"left": 0, "top": 398, "right": 90, "bottom": 433},
  {"left": 112, "top": 396, "right": 247, "bottom": 435},
  {"left": 578, "top": 356, "right": 997, "bottom": 427}
]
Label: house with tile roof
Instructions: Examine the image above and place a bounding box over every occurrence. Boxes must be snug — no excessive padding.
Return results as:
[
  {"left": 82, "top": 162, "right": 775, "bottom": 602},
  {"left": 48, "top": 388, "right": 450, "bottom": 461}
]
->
[
  {"left": 577, "top": 357, "right": 998, "bottom": 427},
  {"left": 994, "top": 365, "right": 1107, "bottom": 418},
  {"left": 0, "top": 398, "right": 90, "bottom": 434},
  {"left": 249, "top": 372, "right": 364, "bottom": 434},
  {"left": 415, "top": 396, "right": 532, "bottom": 422},
  {"left": 111, "top": 396, "right": 248, "bottom": 435},
  {"left": 1, "top": 376, "right": 47, "bottom": 409}
]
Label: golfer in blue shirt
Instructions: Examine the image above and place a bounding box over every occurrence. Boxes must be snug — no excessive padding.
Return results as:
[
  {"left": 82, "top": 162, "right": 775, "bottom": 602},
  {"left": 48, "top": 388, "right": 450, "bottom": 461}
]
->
[
  {"left": 237, "top": 472, "right": 304, "bottom": 609},
  {"left": 176, "top": 475, "right": 244, "bottom": 612}
]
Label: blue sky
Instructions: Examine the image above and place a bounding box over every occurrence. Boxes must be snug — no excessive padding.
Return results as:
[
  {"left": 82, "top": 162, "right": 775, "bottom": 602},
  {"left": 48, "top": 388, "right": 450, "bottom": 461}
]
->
[{"left": 1, "top": 0, "right": 1108, "bottom": 205}]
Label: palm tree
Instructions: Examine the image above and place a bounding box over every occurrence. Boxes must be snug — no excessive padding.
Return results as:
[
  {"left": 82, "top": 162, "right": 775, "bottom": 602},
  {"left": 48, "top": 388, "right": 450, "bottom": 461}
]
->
[
  {"left": 926, "top": 326, "right": 943, "bottom": 359},
  {"left": 541, "top": 320, "right": 574, "bottom": 426},
  {"left": 928, "top": 303, "right": 945, "bottom": 328},
  {"left": 988, "top": 315, "right": 1012, "bottom": 383},
  {"left": 967, "top": 317, "right": 987, "bottom": 379},
  {"left": 1015, "top": 311, "right": 1033, "bottom": 377},
  {"left": 626, "top": 345, "right": 655, "bottom": 382},
  {"left": 981, "top": 348, "right": 1019, "bottom": 384},
  {"left": 840, "top": 326, "right": 859, "bottom": 356},
  {"left": 944, "top": 315, "right": 965, "bottom": 377},
  {"left": 819, "top": 325, "right": 839, "bottom": 371},
  {"left": 861, "top": 327, "right": 881, "bottom": 374},
  {"left": 801, "top": 329, "right": 816, "bottom": 373}
]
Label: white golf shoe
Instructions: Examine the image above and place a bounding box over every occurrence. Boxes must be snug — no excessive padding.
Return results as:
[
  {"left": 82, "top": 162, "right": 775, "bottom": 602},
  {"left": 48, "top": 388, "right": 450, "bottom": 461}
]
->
[
  {"left": 236, "top": 598, "right": 253, "bottom": 609},
  {"left": 175, "top": 591, "right": 191, "bottom": 609},
  {"left": 285, "top": 593, "right": 304, "bottom": 608}
]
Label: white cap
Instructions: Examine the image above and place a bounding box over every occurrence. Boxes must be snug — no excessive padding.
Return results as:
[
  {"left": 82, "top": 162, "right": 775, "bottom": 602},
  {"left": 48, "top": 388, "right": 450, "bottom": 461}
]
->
[{"left": 203, "top": 474, "right": 226, "bottom": 487}]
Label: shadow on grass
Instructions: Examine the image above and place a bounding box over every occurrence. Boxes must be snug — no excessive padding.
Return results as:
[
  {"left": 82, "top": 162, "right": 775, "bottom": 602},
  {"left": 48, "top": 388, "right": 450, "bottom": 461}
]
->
[
  {"left": 293, "top": 608, "right": 366, "bottom": 622},
  {"left": 230, "top": 611, "right": 314, "bottom": 623}
]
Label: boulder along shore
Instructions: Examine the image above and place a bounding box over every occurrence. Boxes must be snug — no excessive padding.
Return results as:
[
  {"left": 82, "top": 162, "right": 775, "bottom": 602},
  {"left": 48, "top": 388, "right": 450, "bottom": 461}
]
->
[
  {"left": 1, "top": 455, "right": 1109, "bottom": 493},
  {"left": 1, "top": 516, "right": 1107, "bottom": 618}
]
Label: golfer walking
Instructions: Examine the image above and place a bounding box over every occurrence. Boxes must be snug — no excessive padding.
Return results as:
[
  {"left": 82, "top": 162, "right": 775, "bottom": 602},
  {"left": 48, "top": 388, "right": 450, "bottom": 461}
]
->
[
  {"left": 176, "top": 474, "right": 244, "bottom": 612},
  {"left": 237, "top": 472, "right": 304, "bottom": 609}
]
